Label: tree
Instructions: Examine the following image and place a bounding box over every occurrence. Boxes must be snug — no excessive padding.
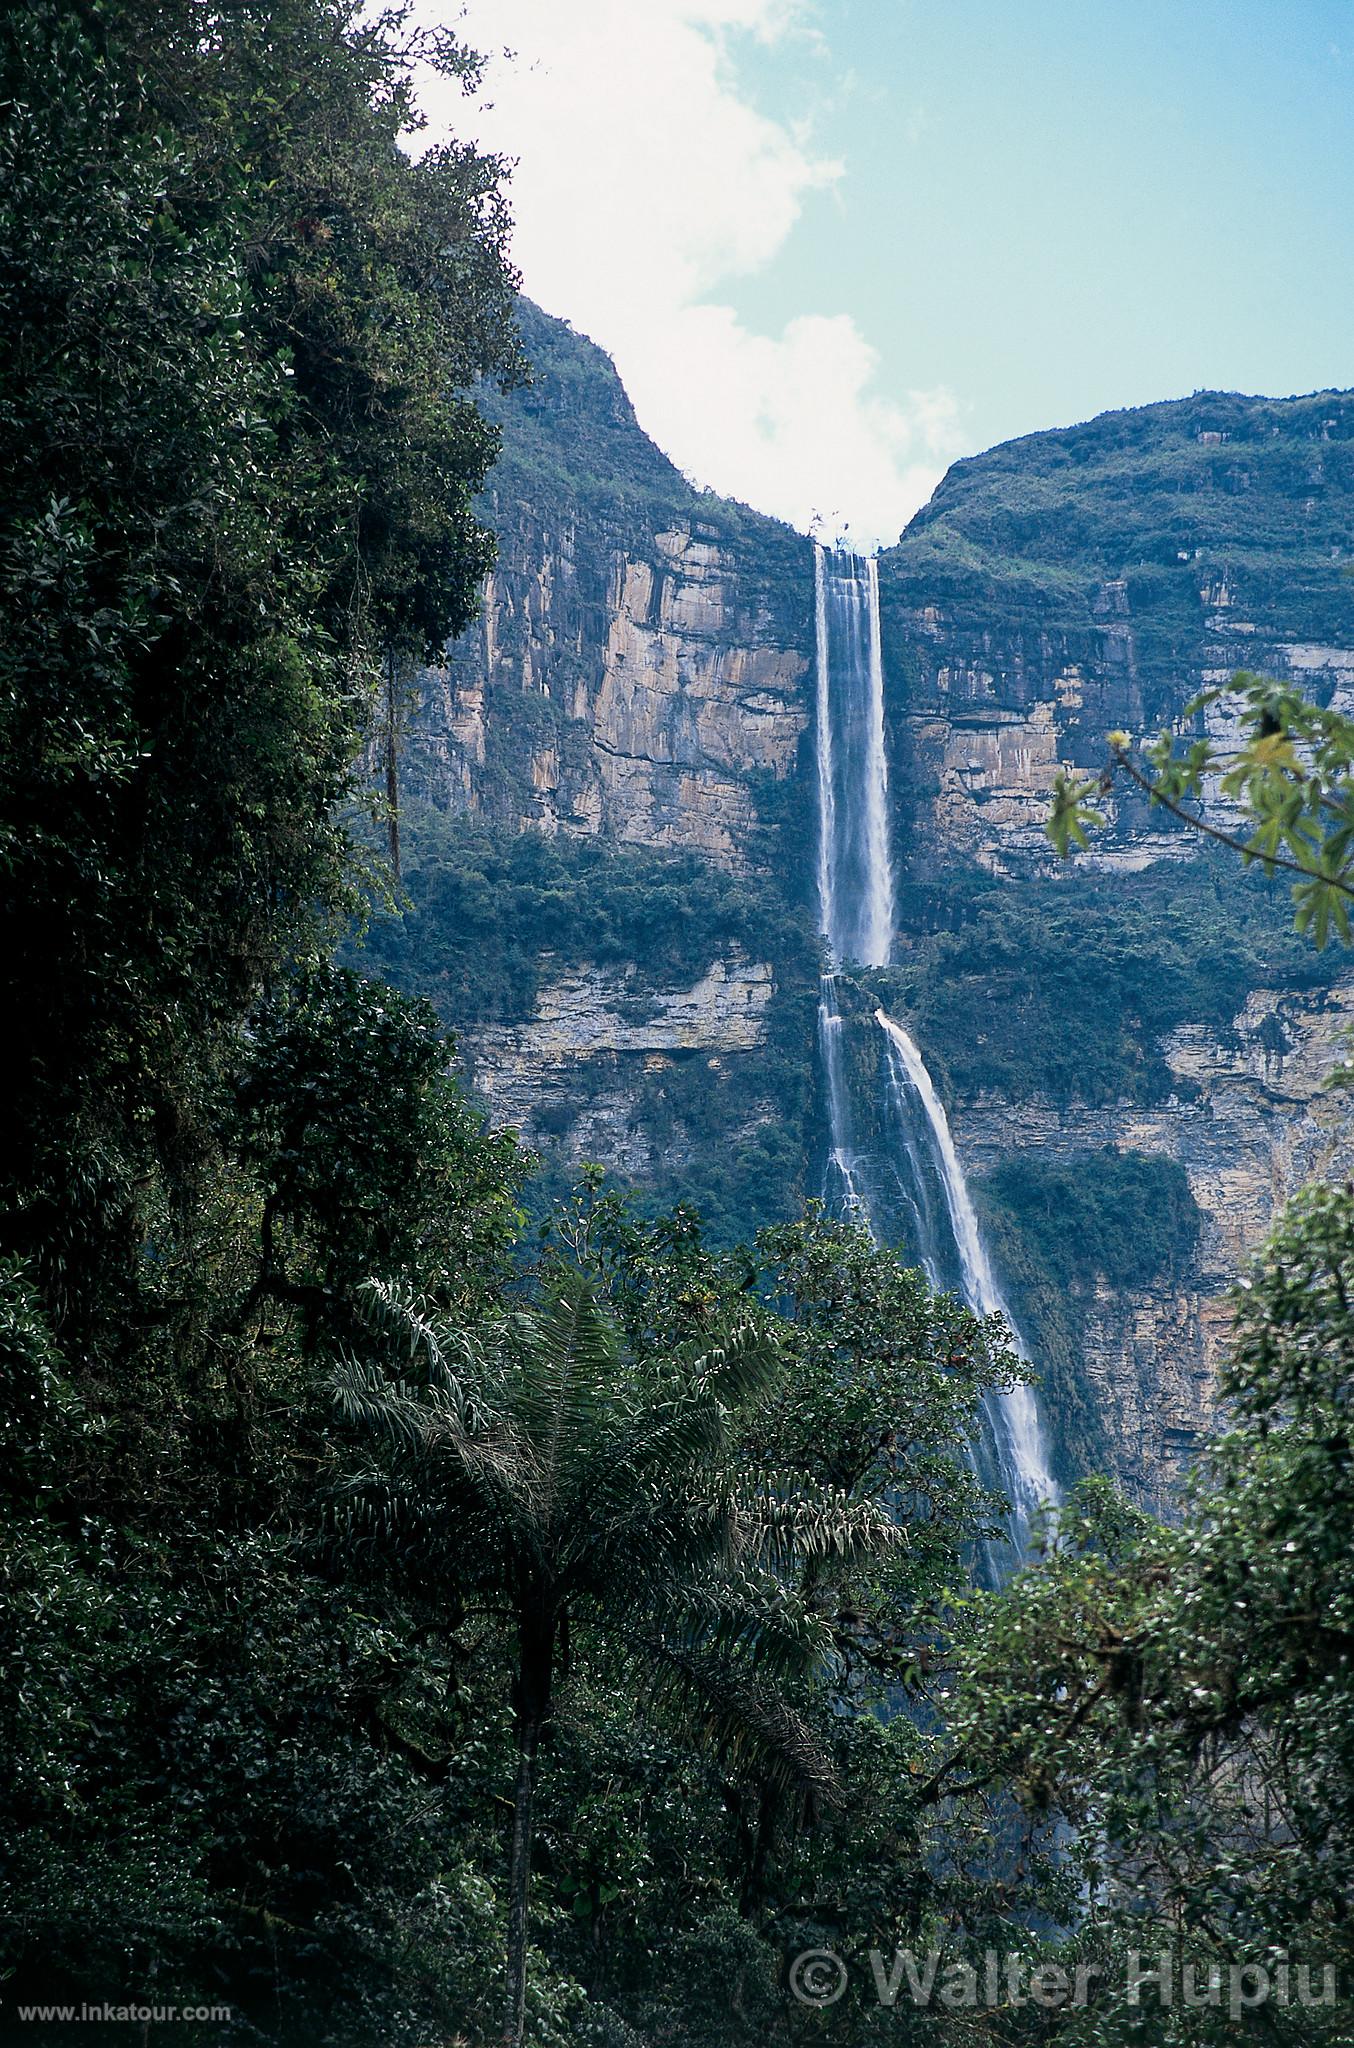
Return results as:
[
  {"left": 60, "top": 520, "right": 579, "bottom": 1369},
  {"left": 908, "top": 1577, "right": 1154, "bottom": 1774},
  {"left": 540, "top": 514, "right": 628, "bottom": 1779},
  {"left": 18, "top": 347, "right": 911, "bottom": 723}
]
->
[
  {"left": 940, "top": 1184, "right": 1354, "bottom": 2042},
  {"left": 234, "top": 963, "right": 525, "bottom": 1342},
  {"left": 0, "top": 10, "right": 534, "bottom": 2016},
  {"left": 0, "top": 1, "right": 519, "bottom": 1349},
  {"left": 0, "top": 964, "right": 539, "bottom": 2038},
  {"left": 468, "top": 1192, "right": 1032, "bottom": 2044},
  {"left": 1049, "top": 668, "right": 1354, "bottom": 946},
  {"left": 331, "top": 1262, "right": 899, "bottom": 2048}
]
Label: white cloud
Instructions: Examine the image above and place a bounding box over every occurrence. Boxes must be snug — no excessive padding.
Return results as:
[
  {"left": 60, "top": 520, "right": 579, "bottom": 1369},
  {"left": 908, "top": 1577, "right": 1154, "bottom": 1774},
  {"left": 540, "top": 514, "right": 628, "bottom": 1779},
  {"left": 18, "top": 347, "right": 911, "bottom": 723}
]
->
[
  {"left": 414, "top": 0, "right": 960, "bottom": 542},
  {"left": 632, "top": 304, "right": 960, "bottom": 544}
]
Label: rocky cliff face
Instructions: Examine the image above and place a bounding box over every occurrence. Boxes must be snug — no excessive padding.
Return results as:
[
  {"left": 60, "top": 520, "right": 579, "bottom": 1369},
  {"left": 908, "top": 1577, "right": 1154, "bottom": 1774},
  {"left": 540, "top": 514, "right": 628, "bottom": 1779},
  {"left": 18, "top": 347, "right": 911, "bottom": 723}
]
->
[
  {"left": 406, "top": 301, "right": 813, "bottom": 873},
  {"left": 962, "top": 977, "right": 1354, "bottom": 1505},
  {"left": 415, "top": 523, "right": 808, "bottom": 868},
  {"left": 463, "top": 951, "right": 778, "bottom": 1182},
  {"left": 386, "top": 301, "right": 819, "bottom": 1239},
  {"left": 878, "top": 390, "right": 1354, "bottom": 878}
]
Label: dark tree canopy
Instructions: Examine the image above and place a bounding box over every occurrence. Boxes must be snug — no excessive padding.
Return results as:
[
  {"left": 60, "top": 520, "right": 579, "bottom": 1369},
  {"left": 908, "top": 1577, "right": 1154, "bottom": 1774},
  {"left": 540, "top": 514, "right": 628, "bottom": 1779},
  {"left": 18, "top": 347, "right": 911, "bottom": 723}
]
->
[{"left": 0, "top": 0, "right": 520, "bottom": 1345}]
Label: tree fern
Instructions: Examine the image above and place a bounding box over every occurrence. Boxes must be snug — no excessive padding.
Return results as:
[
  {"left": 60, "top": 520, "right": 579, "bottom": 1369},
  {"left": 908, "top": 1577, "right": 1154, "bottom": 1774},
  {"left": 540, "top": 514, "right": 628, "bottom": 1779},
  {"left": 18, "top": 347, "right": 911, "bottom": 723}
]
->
[{"left": 328, "top": 1262, "right": 898, "bottom": 2048}]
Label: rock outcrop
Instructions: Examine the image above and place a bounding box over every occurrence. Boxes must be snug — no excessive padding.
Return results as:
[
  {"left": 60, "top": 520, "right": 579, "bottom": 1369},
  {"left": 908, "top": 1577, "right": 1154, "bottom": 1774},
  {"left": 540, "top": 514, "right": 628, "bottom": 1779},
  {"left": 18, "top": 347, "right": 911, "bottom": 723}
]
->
[
  {"left": 879, "top": 389, "right": 1354, "bottom": 878},
  {"left": 462, "top": 953, "right": 778, "bottom": 1180}
]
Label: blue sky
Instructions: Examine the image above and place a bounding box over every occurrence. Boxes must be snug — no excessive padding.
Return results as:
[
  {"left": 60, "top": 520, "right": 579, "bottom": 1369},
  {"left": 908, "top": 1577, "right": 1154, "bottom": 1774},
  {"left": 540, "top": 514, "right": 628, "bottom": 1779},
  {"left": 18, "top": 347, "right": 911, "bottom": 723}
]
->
[
  {"left": 426, "top": 1, "right": 1353, "bottom": 542},
  {"left": 731, "top": 0, "right": 1354, "bottom": 452}
]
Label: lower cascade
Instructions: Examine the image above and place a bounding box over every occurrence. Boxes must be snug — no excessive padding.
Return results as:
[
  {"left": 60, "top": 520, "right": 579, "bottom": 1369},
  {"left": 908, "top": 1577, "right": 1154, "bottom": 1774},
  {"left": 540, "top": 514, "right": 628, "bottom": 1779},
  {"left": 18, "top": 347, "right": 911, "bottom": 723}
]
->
[
  {"left": 813, "top": 541, "right": 1057, "bottom": 1569},
  {"left": 874, "top": 1008, "right": 1058, "bottom": 1547}
]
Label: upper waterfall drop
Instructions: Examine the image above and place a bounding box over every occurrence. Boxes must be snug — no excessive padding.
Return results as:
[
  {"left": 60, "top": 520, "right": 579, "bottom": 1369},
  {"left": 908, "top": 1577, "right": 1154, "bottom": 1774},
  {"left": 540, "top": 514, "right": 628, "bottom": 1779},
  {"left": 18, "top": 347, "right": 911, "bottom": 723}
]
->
[
  {"left": 814, "top": 544, "right": 894, "bottom": 968},
  {"left": 814, "top": 540, "right": 894, "bottom": 1228}
]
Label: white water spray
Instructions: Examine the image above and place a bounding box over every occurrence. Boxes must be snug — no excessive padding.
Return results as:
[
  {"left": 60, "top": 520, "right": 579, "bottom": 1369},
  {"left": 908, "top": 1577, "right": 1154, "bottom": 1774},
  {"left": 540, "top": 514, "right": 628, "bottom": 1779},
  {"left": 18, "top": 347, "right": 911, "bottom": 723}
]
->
[
  {"left": 813, "top": 541, "right": 1056, "bottom": 1564},
  {"left": 818, "top": 982, "right": 869, "bottom": 1218}
]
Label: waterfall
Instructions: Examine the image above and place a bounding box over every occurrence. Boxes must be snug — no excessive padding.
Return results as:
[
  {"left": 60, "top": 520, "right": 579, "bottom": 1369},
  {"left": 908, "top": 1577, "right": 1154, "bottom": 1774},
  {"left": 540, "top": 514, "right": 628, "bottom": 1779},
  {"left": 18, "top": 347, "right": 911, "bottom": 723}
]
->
[
  {"left": 876, "top": 1009, "right": 1058, "bottom": 1544},
  {"left": 814, "top": 546, "right": 894, "bottom": 969},
  {"left": 814, "top": 541, "right": 895, "bottom": 1229},
  {"left": 818, "top": 983, "right": 870, "bottom": 1218},
  {"left": 813, "top": 541, "right": 1056, "bottom": 1566}
]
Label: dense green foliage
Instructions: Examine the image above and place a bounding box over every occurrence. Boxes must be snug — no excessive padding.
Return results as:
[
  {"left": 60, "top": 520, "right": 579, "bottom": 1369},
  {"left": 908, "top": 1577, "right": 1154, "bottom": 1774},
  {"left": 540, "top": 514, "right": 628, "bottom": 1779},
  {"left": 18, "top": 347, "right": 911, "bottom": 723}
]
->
[
  {"left": 979, "top": 1149, "right": 1201, "bottom": 1476},
  {"left": 462, "top": 1194, "right": 1029, "bottom": 2047},
  {"left": 355, "top": 805, "right": 813, "bottom": 1024},
  {"left": 985, "top": 1149, "right": 1200, "bottom": 1295},
  {"left": 329, "top": 1205, "right": 1021, "bottom": 2045},
  {"left": 1, "top": 5, "right": 529, "bottom": 2038},
  {"left": 944, "top": 1184, "right": 1354, "bottom": 2042},
  {"left": 2, "top": 968, "right": 531, "bottom": 2042},
  {"left": 0, "top": 22, "right": 528, "bottom": 2016},
  {"left": 885, "top": 856, "right": 1339, "bottom": 1106},
  {"left": 0, "top": 0, "right": 519, "bottom": 1353}
]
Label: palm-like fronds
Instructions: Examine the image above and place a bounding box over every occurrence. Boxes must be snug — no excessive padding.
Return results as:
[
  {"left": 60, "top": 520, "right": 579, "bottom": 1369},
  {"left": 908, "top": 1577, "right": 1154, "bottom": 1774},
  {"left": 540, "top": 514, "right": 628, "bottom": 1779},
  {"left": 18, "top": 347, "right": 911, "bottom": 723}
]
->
[
  {"left": 624, "top": 1624, "right": 843, "bottom": 1810},
  {"left": 683, "top": 1319, "right": 783, "bottom": 1409},
  {"left": 571, "top": 1392, "right": 729, "bottom": 1523},
  {"left": 506, "top": 1272, "right": 621, "bottom": 1526},
  {"left": 736, "top": 1480, "right": 904, "bottom": 1574},
  {"left": 329, "top": 1265, "right": 879, "bottom": 2046},
  {"left": 642, "top": 1567, "right": 839, "bottom": 1681}
]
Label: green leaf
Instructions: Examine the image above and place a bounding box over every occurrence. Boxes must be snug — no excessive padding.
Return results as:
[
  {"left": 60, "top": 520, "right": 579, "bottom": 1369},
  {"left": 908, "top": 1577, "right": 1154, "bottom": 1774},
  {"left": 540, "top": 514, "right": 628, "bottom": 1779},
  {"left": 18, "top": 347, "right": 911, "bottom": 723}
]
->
[{"left": 1046, "top": 770, "right": 1106, "bottom": 857}]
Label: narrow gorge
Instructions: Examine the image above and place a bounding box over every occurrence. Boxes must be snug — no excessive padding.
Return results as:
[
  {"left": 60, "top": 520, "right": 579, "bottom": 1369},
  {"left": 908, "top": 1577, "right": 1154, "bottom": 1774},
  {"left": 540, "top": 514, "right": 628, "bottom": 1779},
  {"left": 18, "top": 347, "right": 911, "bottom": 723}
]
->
[{"left": 368, "top": 299, "right": 1354, "bottom": 1510}]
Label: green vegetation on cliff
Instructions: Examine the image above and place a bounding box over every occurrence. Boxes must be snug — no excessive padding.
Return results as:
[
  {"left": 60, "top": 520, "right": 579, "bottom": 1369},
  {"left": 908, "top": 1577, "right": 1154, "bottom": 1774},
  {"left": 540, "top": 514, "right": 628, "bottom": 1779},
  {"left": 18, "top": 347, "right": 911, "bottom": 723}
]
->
[
  {"left": 860, "top": 855, "right": 1329, "bottom": 1483},
  {"left": 882, "top": 387, "right": 1354, "bottom": 697},
  {"left": 357, "top": 805, "right": 813, "bottom": 1024},
  {"left": 885, "top": 855, "right": 1342, "bottom": 1107},
  {"left": 477, "top": 297, "right": 692, "bottom": 538},
  {"left": 350, "top": 805, "right": 822, "bottom": 1245},
  {"left": 979, "top": 1149, "right": 1202, "bottom": 1477}
]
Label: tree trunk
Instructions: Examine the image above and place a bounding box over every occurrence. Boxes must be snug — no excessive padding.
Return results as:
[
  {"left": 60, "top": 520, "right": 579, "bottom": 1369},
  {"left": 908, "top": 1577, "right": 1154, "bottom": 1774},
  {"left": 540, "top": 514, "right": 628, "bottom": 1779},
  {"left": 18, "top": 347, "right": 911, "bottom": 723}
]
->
[
  {"left": 504, "top": 1721, "right": 540, "bottom": 2048},
  {"left": 739, "top": 1778, "right": 779, "bottom": 1918},
  {"left": 504, "top": 1604, "right": 556, "bottom": 2048},
  {"left": 384, "top": 646, "right": 401, "bottom": 883}
]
